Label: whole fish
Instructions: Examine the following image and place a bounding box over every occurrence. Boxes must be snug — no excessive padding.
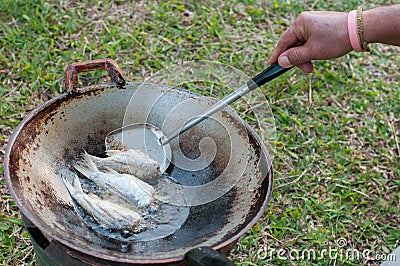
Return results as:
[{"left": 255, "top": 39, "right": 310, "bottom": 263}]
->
[
  {"left": 62, "top": 174, "right": 142, "bottom": 232},
  {"left": 88, "top": 149, "right": 161, "bottom": 185},
  {"left": 74, "top": 152, "right": 156, "bottom": 208}
]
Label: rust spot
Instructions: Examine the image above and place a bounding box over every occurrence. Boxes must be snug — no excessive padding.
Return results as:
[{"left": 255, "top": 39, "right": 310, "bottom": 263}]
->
[
  {"left": 220, "top": 109, "right": 249, "bottom": 140},
  {"left": 32, "top": 142, "right": 40, "bottom": 151},
  {"left": 39, "top": 181, "right": 74, "bottom": 214}
]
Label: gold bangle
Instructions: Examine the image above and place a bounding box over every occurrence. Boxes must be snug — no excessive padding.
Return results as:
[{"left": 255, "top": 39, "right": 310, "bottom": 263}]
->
[{"left": 356, "top": 6, "right": 370, "bottom": 52}]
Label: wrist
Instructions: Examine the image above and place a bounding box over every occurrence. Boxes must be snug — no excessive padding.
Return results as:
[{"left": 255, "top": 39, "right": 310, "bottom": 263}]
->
[{"left": 362, "top": 9, "right": 373, "bottom": 43}]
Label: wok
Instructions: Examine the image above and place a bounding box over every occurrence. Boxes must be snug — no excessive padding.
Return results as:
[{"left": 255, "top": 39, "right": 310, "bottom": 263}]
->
[{"left": 4, "top": 59, "right": 273, "bottom": 264}]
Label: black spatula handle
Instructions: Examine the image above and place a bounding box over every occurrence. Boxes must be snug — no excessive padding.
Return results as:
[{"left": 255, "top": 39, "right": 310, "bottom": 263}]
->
[{"left": 248, "top": 62, "right": 292, "bottom": 90}]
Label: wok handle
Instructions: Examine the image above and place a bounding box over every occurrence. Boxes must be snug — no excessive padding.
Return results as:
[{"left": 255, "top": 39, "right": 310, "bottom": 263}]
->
[{"left": 65, "top": 58, "right": 126, "bottom": 92}]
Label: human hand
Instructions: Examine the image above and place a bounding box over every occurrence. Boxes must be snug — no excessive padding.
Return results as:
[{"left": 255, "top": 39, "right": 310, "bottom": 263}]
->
[{"left": 268, "top": 11, "right": 353, "bottom": 73}]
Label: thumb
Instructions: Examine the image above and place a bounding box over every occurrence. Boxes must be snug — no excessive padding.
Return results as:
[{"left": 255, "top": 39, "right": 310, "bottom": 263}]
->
[{"left": 278, "top": 45, "right": 313, "bottom": 68}]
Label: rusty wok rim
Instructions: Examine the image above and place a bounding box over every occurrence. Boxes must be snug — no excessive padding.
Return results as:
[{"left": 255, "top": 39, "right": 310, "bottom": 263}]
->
[{"left": 4, "top": 59, "right": 274, "bottom": 264}]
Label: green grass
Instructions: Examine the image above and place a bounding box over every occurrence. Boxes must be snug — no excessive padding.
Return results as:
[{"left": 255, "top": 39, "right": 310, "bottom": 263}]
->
[{"left": 1, "top": 0, "right": 399, "bottom": 265}]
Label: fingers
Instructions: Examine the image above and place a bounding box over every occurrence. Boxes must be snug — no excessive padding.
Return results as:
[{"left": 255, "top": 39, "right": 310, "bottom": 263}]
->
[
  {"left": 268, "top": 14, "right": 314, "bottom": 73},
  {"left": 268, "top": 26, "right": 313, "bottom": 73},
  {"left": 273, "top": 40, "right": 314, "bottom": 73},
  {"left": 278, "top": 52, "right": 313, "bottom": 73},
  {"left": 268, "top": 26, "right": 300, "bottom": 65},
  {"left": 297, "top": 62, "right": 314, "bottom": 73},
  {"left": 278, "top": 43, "right": 315, "bottom": 68}
]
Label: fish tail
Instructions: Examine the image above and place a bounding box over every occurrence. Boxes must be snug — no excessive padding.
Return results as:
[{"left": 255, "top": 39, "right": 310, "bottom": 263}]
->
[
  {"left": 82, "top": 150, "right": 99, "bottom": 172},
  {"left": 62, "top": 173, "right": 83, "bottom": 196},
  {"left": 62, "top": 175, "right": 74, "bottom": 195},
  {"left": 73, "top": 162, "right": 92, "bottom": 178},
  {"left": 87, "top": 153, "right": 102, "bottom": 167},
  {"left": 71, "top": 174, "right": 84, "bottom": 194},
  {"left": 73, "top": 150, "right": 100, "bottom": 178}
]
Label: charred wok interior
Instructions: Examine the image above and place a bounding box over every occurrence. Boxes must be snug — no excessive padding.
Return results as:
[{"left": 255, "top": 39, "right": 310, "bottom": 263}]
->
[{"left": 5, "top": 81, "right": 273, "bottom": 264}]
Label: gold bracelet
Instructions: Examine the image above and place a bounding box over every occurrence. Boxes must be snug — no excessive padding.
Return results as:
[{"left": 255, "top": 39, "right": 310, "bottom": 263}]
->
[{"left": 356, "top": 6, "right": 370, "bottom": 52}]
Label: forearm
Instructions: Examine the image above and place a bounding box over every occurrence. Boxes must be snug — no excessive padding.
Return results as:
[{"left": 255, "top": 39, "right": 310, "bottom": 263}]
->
[{"left": 363, "top": 5, "right": 400, "bottom": 46}]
